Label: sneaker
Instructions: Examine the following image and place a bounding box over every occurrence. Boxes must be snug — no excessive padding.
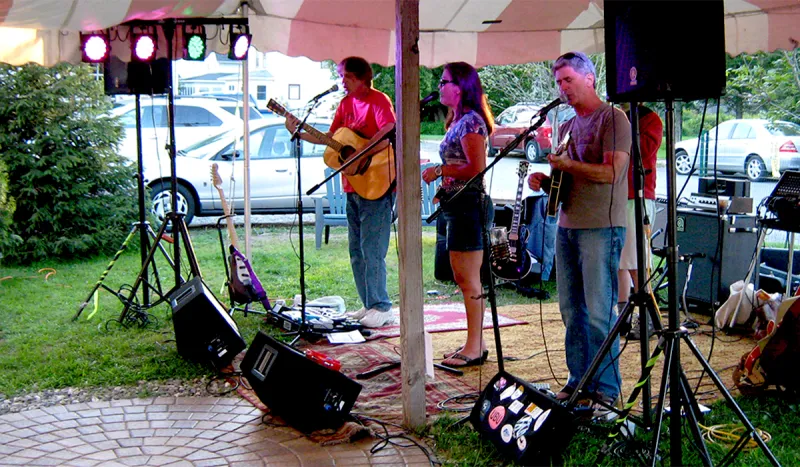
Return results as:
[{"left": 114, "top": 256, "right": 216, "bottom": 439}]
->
[
  {"left": 627, "top": 313, "right": 656, "bottom": 341},
  {"left": 346, "top": 307, "right": 368, "bottom": 320},
  {"left": 592, "top": 393, "right": 620, "bottom": 421},
  {"left": 359, "top": 309, "right": 394, "bottom": 328}
]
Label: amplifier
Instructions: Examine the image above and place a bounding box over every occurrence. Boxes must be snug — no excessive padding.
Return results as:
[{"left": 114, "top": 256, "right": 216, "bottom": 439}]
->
[
  {"left": 471, "top": 371, "right": 575, "bottom": 464},
  {"left": 241, "top": 331, "right": 362, "bottom": 433},
  {"left": 168, "top": 276, "right": 246, "bottom": 369},
  {"left": 652, "top": 206, "right": 758, "bottom": 308},
  {"left": 698, "top": 177, "right": 750, "bottom": 198}
]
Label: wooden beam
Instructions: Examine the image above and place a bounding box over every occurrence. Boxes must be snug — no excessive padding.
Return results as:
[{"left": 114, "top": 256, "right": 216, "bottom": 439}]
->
[{"left": 395, "top": 0, "right": 426, "bottom": 429}]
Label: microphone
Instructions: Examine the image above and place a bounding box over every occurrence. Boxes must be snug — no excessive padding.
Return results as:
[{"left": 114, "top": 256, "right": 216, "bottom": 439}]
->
[
  {"left": 310, "top": 84, "right": 339, "bottom": 101},
  {"left": 420, "top": 91, "right": 439, "bottom": 106},
  {"left": 536, "top": 96, "right": 566, "bottom": 117}
]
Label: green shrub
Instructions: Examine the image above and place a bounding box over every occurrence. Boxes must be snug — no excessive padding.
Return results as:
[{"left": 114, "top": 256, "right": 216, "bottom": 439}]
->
[
  {"left": 0, "top": 63, "right": 137, "bottom": 264},
  {"left": 421, "top": 120, "right": 445, "bottom": 136},
  {"left": 0, "top": 158, "right": 22, "bottom": 259}
]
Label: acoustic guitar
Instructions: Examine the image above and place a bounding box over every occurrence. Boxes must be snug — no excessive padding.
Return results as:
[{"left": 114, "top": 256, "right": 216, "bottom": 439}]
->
[
  {"left": 211, "top": 164, "right": 271, "bottom": 311},
  {"left": 542, "top": 131, "right": 572, "bottom": 217},
  {"left": 267, "top": 99, "right": 395, "bottom": 200},
  {"left": 490, "top": 161, "right": 534, "bottom": 281}
]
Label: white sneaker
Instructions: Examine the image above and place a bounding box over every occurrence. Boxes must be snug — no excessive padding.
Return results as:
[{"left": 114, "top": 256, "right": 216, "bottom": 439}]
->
[
  {"left": 359, "top": 309, "right": 394, "bottom": 328},
  {"left": 347, "top": 307, "right": 368, "bottom": 320}
]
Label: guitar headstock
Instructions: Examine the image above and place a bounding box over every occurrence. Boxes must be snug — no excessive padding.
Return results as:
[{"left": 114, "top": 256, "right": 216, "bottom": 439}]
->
[
  {"left": 517, "top": 160, "right": 530, "bottom": 177},
  {"left": 554, "top": 131, "right": 572, "bottom": 155},
  {"left": 267, "top": 99, "right": 287, "bottom": 117},
  {"left": 210, "top": 163, "right": 223, "bottom": 190}
]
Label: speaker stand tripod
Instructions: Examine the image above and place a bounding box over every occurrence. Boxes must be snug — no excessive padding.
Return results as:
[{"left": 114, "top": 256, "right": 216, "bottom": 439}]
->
[
  {"left": 590, "top": 100, "right": 780, "bottom": 466},
  {"left": 73, "top": 95, "right": 174, "bottom": 324}
]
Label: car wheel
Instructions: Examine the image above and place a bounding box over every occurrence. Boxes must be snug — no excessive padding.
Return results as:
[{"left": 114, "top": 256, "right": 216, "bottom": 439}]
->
[
  {"left": 675, "top": 150, "right": 693, "bottom": 175},
  {"left": 525, "top": 140, "right": 542, "bottom": 162},
  {"left": 149, "top": 181, "right": 197, "bottom": 229},
  {"left": 745, "top": 155, "right": 766, "bottom": 181}
]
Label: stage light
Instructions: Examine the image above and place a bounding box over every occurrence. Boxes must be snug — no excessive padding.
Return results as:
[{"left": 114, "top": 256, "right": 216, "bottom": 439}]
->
[
  {"left": 132, "top": 32, "right": 157, "bottom": 62},
  {"left": 228, "top": 26, "right": 251, "bottom": 60},
  {"left": 80, "top": 31, "right": 110, "bottom": 63},
  {"left": 183, "top": 25, "right": 206, "bottom": 61}
]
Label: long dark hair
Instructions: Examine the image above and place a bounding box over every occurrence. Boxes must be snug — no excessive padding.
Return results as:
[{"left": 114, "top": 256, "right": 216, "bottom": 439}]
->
[{"left": 443, "top": 62, "right": 494, "bottom": 134}]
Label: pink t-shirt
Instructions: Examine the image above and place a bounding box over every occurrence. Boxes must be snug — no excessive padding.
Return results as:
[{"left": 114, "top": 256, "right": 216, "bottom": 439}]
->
[{"left": 330, "top": 89, "right": 396, "bottom": 193}]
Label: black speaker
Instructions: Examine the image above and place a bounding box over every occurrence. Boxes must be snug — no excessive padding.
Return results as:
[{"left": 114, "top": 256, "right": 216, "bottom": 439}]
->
[
  {"left": 604, "top": 0, "right": 726, "bottom": 102},
  {"left": 698, "top": 177, "right": 751, "bottom": 198},
  {"left": 168, "top": 276, "right": 246, "bottom": 368},
  {"left": 104, "top": 56, "right": 170, "bottom": 95},
  {"left": 652, "top": 207, "right": 758, "bottom": 308},
  {"left": 471, "top": 372, "right": 575, "bottom": 464},
  {"left": 241, "top": 331, "right": 362, "bottom": 433}
]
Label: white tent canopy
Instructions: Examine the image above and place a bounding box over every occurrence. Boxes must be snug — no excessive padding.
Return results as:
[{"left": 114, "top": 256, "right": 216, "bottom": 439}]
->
[{"left": 1, "top": 0, "right": 799, "bottom": 67}]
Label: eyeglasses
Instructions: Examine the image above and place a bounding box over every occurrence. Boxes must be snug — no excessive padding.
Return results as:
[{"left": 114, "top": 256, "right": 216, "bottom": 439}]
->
[{"left": 438, "top": 79, "right": 455, "bottom": 88}]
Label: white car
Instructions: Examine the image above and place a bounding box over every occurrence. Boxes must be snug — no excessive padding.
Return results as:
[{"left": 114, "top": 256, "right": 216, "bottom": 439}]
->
[
  {"left": 112, "top": 97, "right": 262, "bottom": 163},
  {"left": 142, "top": 117, "right": 333, "bottom": 226},
  {"left": 675, "top": 119, "right": 800, "bottom": 181}
]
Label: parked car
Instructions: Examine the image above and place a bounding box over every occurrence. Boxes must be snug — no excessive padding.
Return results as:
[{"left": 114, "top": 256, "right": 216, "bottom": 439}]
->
[
  {"left": 112, "top": 97, "right": 260, "bottom": 163},
  {"left": 675, "top": 119, "right": 800, "bottom": 181},
  {"left": 489, "top": 103, "right": 556, "bottom": 162},
  {"left": 142, "top": 117, "right": 332, "bottom": 226}
]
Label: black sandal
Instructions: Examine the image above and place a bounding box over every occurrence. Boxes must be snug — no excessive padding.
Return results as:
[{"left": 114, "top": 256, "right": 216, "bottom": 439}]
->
[{"left": 442, "top": 351, "right": 487, "bottom": 368}]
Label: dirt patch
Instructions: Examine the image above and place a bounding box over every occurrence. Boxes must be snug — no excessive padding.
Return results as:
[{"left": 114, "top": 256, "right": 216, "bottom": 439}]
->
[{"left": 389, "top": 302, "right": 756, "bottom": 414}]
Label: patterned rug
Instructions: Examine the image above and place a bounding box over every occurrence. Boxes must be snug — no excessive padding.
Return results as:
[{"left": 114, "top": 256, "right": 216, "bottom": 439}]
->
[
  {"left": 366, "top": 302, "right": 527, "bottom": 339},
  {"left": 229, "top": 339, "right": 480, "bottom": 444}
]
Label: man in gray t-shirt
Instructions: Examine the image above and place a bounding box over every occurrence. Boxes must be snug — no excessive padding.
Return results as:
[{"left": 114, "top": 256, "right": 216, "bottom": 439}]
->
[{"left": 528, "top": 51, "right": 631, "bottom": 416}]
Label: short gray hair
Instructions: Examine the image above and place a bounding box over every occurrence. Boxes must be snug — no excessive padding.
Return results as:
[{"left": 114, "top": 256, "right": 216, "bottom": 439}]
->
[{"left": 553, "top": 51, "right": 597, "bottom": 89}]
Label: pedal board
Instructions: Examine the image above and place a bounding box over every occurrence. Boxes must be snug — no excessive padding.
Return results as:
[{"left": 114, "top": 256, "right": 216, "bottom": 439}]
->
[{"left": 265, "top": 307, "right": 363, "bottom": 334}]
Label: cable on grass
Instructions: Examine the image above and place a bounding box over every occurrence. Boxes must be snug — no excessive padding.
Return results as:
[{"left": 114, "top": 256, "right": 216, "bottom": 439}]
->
[{"left": 351, "top": 413, "right": 440, "bottom": 466}]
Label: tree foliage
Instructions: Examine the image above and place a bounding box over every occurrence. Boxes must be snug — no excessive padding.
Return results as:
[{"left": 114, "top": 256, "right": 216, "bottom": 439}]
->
[{"left": 0, "top": 62, "right": 137, "bottom": 264}]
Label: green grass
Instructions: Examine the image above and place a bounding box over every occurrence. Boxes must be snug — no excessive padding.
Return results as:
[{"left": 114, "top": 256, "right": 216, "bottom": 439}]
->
[{"left": 0, "top": 223, "right": 555, "bottom": 398}]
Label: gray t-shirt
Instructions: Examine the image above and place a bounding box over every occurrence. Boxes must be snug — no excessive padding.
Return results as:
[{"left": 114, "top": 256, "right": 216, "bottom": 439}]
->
[{"left": 558, "top": 102, "right": 631, "bottom": 229}]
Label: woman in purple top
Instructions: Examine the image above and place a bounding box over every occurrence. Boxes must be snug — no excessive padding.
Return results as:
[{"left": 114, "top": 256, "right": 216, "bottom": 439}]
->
[{"left": 423, "top": 62, "right": 495, "bottom": 367}]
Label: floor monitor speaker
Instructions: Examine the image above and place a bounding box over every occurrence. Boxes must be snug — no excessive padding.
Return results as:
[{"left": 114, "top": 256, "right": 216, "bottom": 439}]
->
[
  {"left": 241, "top": 331, "right": 362, "bottom": 433},
  {"left": 652, "top": 206, "right": 758, "bottom": 308},
  {"left": 471, "top": 371, "right": 575, "bottom": 464},
  {"left": 604, "top": 0, "right": 725, "bottom": 102},
  {"left": 168, "top": 276, "right": 246, "bottom": 368}
]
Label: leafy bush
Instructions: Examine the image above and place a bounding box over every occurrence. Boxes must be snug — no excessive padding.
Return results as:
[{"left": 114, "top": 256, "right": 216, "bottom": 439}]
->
[
  {"left": 421, "top": 120, "right": 445, "bottom": 136},
  {"left": 0, "top": 158, "right": 22, "bottom": 258},
  {"left": 0, "top": 63, "right": 137, "bottom": 264}
]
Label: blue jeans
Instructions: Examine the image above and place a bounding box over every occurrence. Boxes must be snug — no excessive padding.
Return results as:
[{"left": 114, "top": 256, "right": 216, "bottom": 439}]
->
[
  {"left": 556, "top": 226, "right": 625, "bottom": 399},
  {"left": 347, "top": 192, "right": 395, "bottom": 312}
]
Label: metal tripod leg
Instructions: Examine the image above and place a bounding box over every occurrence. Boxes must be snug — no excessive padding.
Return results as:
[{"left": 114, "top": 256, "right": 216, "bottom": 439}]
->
[
  {"left": 74, "top": 221, "right": 172, "bottom": 321},
  {"left": 118, "top": 213, "right": 201, "bottom": 326}
]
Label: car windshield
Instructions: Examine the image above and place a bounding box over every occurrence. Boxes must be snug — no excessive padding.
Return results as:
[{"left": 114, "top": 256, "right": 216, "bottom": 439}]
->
[
  {"left": 181, "top": 127, "right": 243, "bottom": 159},
  {"left": 765, "top": 122, "right": 800, "bottom": 137},
  {"left": 220, "top": 104, "right": 265, "bottom": 120},
  {"left": 514, "top": 111, "right": 539, "bottom": 124}
]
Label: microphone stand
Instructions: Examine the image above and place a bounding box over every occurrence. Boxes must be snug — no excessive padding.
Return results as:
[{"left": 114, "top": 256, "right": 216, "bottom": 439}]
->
[
  {"left": 426, "top": 114, "right": 550, "bottom": 374},
  {"left": 287, "top": 100, "right": 322, "bottom": 346}
]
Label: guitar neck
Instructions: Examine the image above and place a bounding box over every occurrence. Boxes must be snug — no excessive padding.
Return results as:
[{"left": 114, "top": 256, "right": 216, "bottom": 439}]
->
[
  {"left": 509, "top": 163, "right": 528, "bottom": 238},
  {"left": 216, "top": 188, "right": 240, "bottom": 248},
  {"left": 299, "top": 121, "right": 343, "bottom": 152}
]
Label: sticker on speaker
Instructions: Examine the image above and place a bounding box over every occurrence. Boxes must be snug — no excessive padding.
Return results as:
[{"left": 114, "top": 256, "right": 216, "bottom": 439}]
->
[
  {"left": 524, "top": 402, "right": 538, "bottom": 416},
  {"left": 533, "top": 408, "right": 551, "bottom": 432},
  {"left": 500, "top": 424, "right": 514, "bottom": 443},
  {"left": 494, "top": 377, "right": 507, "bottom": 391},
  {"left": 508, "top": 399, "right": 524, "bottom": 415},
  {"left": 487, "top": 406, "right": 506, "bottom": 430},
  {"left": 500, "top": 384, "right": 516, "bottom": 400},
  {"left": 511, "top": 385, "right": 524, "bottom": 400},
  {"left": 517, "top": 434, "right": 527, "bottom": 451},
  {"left": 480, "top": 400, "right": 491, "bottom": 420},
  {"left": 513, "top": 415, "right": 533, "bottom": 439}
]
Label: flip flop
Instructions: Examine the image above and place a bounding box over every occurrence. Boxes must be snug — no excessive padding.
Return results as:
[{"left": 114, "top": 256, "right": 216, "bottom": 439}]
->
[
  {"left": 444, "top": 348, "right": 489, "bottom": 360},
  {"left": 442, "top": 351, "right": 486, "bottom": 368}
]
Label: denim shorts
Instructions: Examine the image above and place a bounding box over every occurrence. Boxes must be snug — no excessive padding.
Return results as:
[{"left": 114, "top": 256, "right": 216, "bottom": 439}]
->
[{"left": 442, "top": 191, "right": 494, "bottom": 252}]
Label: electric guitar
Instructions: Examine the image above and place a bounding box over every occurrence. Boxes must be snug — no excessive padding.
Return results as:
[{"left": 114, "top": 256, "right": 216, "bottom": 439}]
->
[
  {"left": 542, "top": 131, "right": 572, "bottom": 217},
  {"left": 211, "top": 164, "right": 271, "bottom": 311},
  {"left": 267, "top": 99, "right": 396, "bottom": 200},
  {"left": 490, "top": 161, "right": 535, "bottom": 281}
]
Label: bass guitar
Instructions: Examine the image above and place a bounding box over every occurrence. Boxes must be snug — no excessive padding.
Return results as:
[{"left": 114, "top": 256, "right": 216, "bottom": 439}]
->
[
  {"left": 542, "top": 131, "right": 572, "bottom": 217},
  {"left": 211, "top": 164, "right": 271, "bottom": 312},
  {"left": 266, "top": 99, "right": 395, "bottom": 200},
  {"left": 490, "top": 161, "right": 535, "bottom": 281}
]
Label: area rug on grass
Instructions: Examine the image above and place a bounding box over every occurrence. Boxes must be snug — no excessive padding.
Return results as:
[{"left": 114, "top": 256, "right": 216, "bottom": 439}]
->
[
  {"left": 365, "top": 302, "right": 527, "bottom": 339},
  {"left": 228, "top": 339, "right": 480, "bottom": 445}
]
